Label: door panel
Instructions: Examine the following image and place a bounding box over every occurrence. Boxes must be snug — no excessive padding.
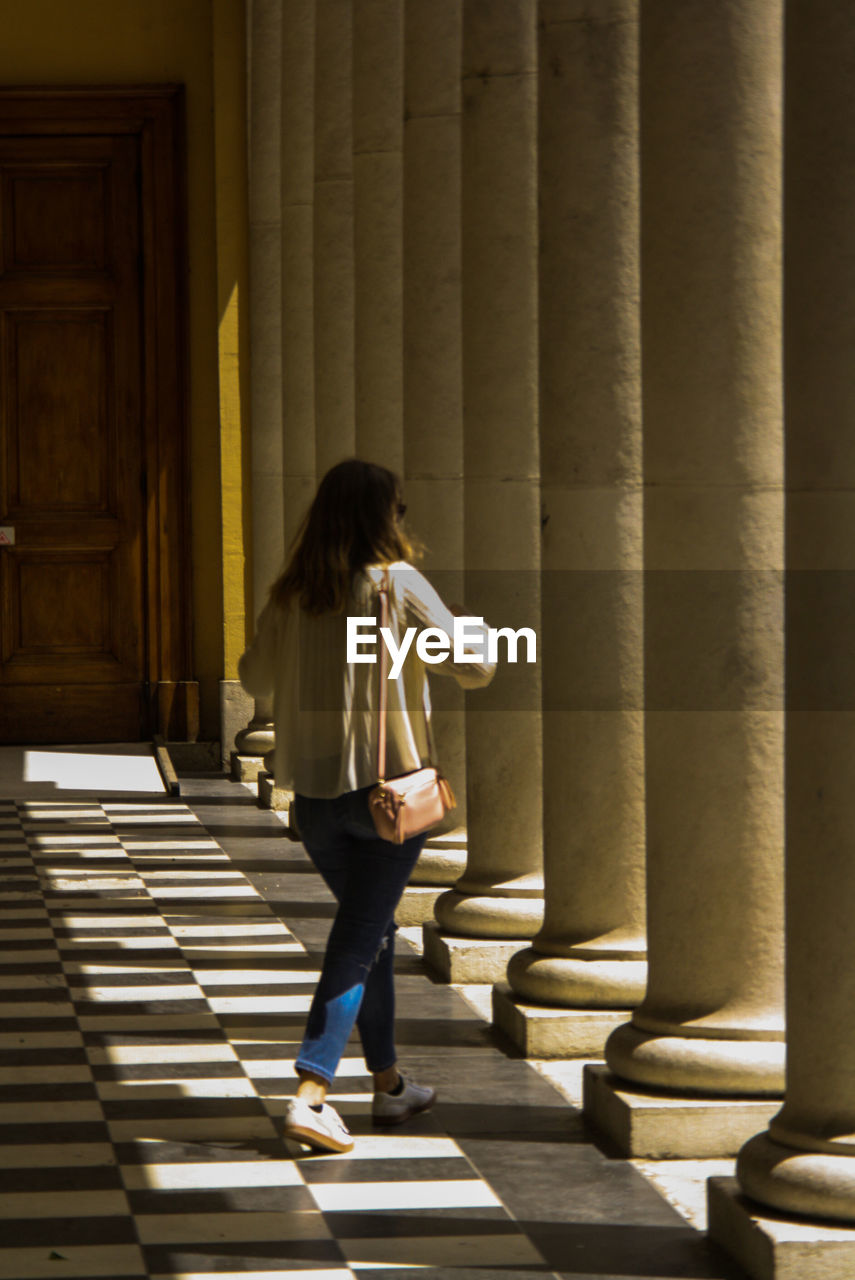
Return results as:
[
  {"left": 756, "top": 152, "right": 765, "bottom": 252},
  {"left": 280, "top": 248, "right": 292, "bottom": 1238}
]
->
[
  {"left": 8, "top": 311, "right": 111, "bottom": 511},
  {"left": 0, "top": 133, "right": 146, "bottom": 742},
  {"left": 12, "top": 553, "right": 111, "bottom": 654},
  {"left": 4, "top": 167, "right": 108, "bottom": 271}
]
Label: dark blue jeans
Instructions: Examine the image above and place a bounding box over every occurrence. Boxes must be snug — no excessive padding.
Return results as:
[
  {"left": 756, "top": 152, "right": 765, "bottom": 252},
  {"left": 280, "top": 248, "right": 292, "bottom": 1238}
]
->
[{"left": 293, "top": 786, "right": 427, "bottom": 1085}]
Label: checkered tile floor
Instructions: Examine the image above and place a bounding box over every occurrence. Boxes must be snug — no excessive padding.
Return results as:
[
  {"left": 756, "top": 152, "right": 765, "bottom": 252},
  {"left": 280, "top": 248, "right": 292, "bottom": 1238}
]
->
[{"left": 0, "top": 797, "right": 550, "bottom": 1280}]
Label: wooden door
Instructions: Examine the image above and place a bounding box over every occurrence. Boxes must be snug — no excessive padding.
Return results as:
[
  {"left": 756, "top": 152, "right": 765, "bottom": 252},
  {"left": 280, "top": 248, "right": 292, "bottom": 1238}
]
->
[{"left": 0, "top": 89, "right": 193, "bottom": 744}]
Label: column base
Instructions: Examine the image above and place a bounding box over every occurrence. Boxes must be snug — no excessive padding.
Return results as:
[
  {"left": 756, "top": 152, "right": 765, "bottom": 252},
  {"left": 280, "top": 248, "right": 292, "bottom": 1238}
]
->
[
  {"left": 708, "top": 1176, "right": 855, "bottom": 1280},
  {"left": 422, "top": 921, "right": 528, "bottom": 983},
  {"left": 230, "top": 750, "right": 266, "bottom": 784},
  {"left": 219, "top": 679, "right": 255, "bottom": 768},
  {"left": 434, "top": 887, "right": 543, "bottom": 938},
  {"left": 582, "top": 1064, "right": 780, "bottom": 1158},
  {"left": 737, "top": 1131, "right": 855, "bottom": 1223},
  {"left": 508, "top": 948, "right": 647, "bottom": 1007},
  {"left": 396, "top": 886, "right": 445, "bottom": 927},
  {"left": 606, "top": 1020, "right": 786, "bottom": 1095},
  {"left": 257, "top": 771, "right": 292, "bottom": 813},
  {"left": 413, "top": 832, "right": 468, "bottom": 884},
  {"left": 492, "top": 982, "right": 631, "bottom": 1058}
]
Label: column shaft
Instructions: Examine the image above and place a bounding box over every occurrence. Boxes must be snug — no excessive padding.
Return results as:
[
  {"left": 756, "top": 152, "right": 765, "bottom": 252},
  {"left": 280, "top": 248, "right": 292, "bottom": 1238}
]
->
[
  {"left": 234, "top": 0, "right": 284, "bottom": 763},
  {"left": 354, "top": 0, "right": 404, "bottom": 471},
  {"left": 281, "top": 0, "right": 316, "bottom": 547},
  {"left": 314, "top": 0, "right": 355, "bottom": 474},
  {"left": 430, "top": 0, "right": 543, "bottom": 977},
  {"left": 604, "top": 0, "right": 785, "bottom": 1095},
  {"left": 399, "top": 0, "right": 468, "bottom": 922},
  {"left": 500, "top": 0, "right": 646, "bottom": 1054},
  {"left": 403, "top": 0, "right": 465, "bottom": 572},
  {"left": 730, "top": 0, "right": 855, "bottom": 1229}
]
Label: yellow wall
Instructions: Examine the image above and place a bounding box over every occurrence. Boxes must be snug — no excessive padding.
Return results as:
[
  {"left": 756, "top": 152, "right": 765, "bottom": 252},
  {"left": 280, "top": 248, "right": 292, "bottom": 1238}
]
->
[
  {"left": 213, "top": 0, "right": 252, "bottom": 689},
  {"left": 0, "top": 0, "right": 250, "bottom": 741}
]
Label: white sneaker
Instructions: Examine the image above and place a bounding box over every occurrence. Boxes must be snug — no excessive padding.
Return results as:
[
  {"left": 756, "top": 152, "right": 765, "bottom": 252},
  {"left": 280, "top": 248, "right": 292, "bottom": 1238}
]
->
[
  {"left": 372, "top": 1074, "right": 437, "bottom": 1126},
  {"left": 283, "top": 1097, "right": 354, "bottom": 1153}
]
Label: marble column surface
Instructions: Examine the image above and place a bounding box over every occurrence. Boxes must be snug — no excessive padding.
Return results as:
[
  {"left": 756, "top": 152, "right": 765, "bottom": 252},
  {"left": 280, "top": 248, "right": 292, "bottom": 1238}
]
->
[
  {"left": 605, "top": 0, "right": 786, "bottom": 1097},
  {"left": 506, "top": 0, "right": 646, "bottom": 1032}
]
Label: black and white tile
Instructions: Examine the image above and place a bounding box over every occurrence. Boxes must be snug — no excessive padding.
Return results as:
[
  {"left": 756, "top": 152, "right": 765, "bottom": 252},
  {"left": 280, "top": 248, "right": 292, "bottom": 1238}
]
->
[{"left": 0, "top": 796, "right": 549, "bottom": 1280}]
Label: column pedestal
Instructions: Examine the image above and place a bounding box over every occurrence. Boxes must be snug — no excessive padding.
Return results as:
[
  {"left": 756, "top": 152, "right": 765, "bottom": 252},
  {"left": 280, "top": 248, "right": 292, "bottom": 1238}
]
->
[
  {"left": 230, "top": 751, "right": 266, "bottom": 784},
  {"left": 492, "top": 988, "right": 631, "bottom": 1059},
  {"left": 232, "top": 695, "right": 275, "bottom": 782},
  {"left": 257, "top": 772, "right": 292, "bottom": 814},
  {"left": 423, "top": 922, "right": 530, "bottom": 986},
  {"left": 708, "top": 1178, "right": 855, "bottom": 1280},
  {"left": 428, "top": 869, "right": 544, "bottom": 982},
  {"left": 496, "top": 943, "right": 646, "bottom": 1056},
  {"left": 584, "top": 1065, "right": 780, "bottom": 1160}
]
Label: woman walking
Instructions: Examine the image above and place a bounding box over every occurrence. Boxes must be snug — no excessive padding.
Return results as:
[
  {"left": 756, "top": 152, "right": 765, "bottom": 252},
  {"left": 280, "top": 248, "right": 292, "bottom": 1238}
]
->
[{"left": 239, "top": 459, "right": 495, "bottom": 1153}]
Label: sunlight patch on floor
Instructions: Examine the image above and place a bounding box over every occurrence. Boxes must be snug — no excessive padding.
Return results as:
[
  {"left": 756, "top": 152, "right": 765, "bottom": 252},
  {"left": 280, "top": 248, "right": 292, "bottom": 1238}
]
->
[{"left": 0, "top": 744, "right": 166, "bottom": 797}]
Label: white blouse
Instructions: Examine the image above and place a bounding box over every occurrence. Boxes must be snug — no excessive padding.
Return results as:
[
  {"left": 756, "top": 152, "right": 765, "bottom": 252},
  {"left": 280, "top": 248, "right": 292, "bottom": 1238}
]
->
[{"left": 238, "top": 561, "right": 496, "bottom": 798}]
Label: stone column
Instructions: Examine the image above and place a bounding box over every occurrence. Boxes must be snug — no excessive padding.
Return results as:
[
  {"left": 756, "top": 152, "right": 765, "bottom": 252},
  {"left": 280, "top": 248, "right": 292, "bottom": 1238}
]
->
[
  {"left": 353, "top": 0, "right": 404, "bottom": 472},
  {"left": 711, "top": 4, "right": 855, "bottom": 1268},
  {"left": 248, "top": 0, "right": 319, "bottom": 817},
  {"left": 494, "top": 0, "right": 646, "bottom": 1059},
  {"left": 396, "top": 0, "right": 468, "bottom": 927},
  {"left": 352, "top": 0, "right": 456, "bottom": 923},
  {"left": 584, "top": 0, "right": 786, "bottom": 1158},
  {"left": 233, "top": 0, "right": 284, "bottom": 775},
  {"left": 281, "top": 0, "right": 317, "bottom": 547},
  {"left": 314, "top": 0, "right": 355, "bottom": 473},
  {"left": 426, "top": 0, "right": 543, "bottom": 984}
]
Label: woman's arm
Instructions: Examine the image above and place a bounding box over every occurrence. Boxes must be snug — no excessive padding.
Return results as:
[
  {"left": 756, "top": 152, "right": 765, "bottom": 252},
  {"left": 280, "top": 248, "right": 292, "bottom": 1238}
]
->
[{"left": 393, "top": 565, "right": 496, "bottom": 689}]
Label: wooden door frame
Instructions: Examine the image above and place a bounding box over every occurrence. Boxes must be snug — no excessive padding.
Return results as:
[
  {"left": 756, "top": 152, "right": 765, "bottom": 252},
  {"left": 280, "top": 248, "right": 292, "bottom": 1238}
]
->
[{"left": 0, "top": 86, "right": 197, "bottom": 739}]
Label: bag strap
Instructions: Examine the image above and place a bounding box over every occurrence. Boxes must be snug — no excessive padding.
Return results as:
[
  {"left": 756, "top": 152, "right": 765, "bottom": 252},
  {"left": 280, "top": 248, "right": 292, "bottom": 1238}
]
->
[{"left": 376, "top": 569, "right": 390, "bottom": 783}]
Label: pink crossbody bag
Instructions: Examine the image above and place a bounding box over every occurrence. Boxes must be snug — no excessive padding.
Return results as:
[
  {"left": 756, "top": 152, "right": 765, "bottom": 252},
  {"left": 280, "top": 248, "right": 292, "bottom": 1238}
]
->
[{"left": 368, "top": 571, "right": 456, "bottom": 844}]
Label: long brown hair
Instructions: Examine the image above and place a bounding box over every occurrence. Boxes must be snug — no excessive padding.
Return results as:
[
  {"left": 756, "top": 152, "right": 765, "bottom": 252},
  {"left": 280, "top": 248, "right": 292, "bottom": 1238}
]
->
[{"left": 270, "top": 458, "right": 415, "bottom": 614}]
